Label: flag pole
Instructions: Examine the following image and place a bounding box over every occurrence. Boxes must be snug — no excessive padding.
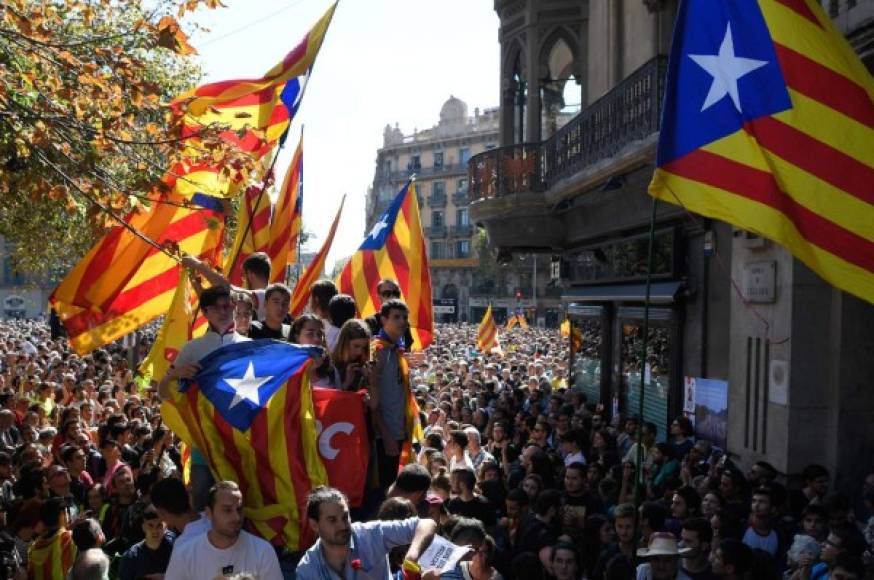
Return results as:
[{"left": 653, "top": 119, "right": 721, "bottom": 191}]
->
[
  {"left": 295, "top": 126, "right": 305, "bottom": 285},
  {"left": 632, "top": 196, "right": 659, "bottom": 563},
  {"left": 225, "top": 0, "right": 339, "bottom": 278}
]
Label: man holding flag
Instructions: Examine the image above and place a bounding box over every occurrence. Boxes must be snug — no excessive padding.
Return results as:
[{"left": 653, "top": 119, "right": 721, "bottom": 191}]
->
[
  {"left": 370, "top": 299, "right": 420, "bottom": 491},
  {"left": 158, "top": 285, "right": 249, "bottom": 511}
]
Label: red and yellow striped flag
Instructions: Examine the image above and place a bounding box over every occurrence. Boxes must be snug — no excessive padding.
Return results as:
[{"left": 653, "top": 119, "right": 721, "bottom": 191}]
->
[
  {"left": 27, "top": 529, "right": 76, "bottom": 580},
  {"left": 650, "top": 0, "right": 874, "bottom": 304},
  {"left": 477, "top": 305, "right": 499, "bottom": 352},
  {"left": 50, "top": 195, "right": 224, "bottom": 354},
  {"left": 337, "top": 182, "right": 433, "bottom": 349},
  {"left": 225, "top": 183, "right": 273, "bottom": 285},
  {"left": 168, "top": 341, "right": 327, "bottom": 549},
  {"left": 290, "top": 196, "right": 344, "bottom": 317},
  {"left": 268, "top": 138, "right": 303, "bottom": 283},
  {"left": 177, "top": 3, "right": 336, "bottom": 116},
  {"left": 138, "top": 269, "right": 206, "bottom": 386}
]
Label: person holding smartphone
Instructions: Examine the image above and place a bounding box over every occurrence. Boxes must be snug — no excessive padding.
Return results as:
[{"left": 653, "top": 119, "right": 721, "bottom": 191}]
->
[{"left": 332, "top": 320, "right": 373, "bottom": 392}]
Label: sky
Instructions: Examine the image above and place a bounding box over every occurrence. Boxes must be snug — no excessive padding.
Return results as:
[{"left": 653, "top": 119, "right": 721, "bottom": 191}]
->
[{"left": 189, "top": 0, "right": 501, "bottom": 272}]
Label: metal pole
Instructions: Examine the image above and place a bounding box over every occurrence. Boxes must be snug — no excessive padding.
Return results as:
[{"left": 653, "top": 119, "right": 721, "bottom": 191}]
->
[{"left": 633, "top": 196, "right": 659, "bottom": 562}]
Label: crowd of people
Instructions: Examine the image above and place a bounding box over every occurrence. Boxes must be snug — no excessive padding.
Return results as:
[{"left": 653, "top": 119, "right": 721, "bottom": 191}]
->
[{"left": 0, "top": 254, "right": 871, "bottom": 579}]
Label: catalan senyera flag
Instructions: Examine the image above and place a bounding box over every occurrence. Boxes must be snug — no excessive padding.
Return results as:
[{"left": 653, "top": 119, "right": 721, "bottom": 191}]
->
[
  {"left": 268, "top": 138, "right": 303, "bottom": 283},
  {"left": 291, "top": 195, "right": 344, "bottom": 317},
  {"left": 27, "top": 528, "right": 76, "bottom": 580},
  {"left": 50, "top": 195, "right": 225, "bottom": 354},
  {"left": 650, "top": 0, "right": 874, "bottom": 304},
  {"left": 177, "top": 3, "right": 336, "bottom": 117},
  {"left": 225, "top": 183, "right": 273, "bottom": 285},
  {"left": 169, "top": 340, "right": 328, "bottom": 549},
  {"left": 338, "top": 182, "right": 433, "bottom": 349},
  {"left": 139, "top": 269, "right": 206, "bottom": 385},
  {"left": 477, "top": 305, "right": 499, "bottom": 352}
]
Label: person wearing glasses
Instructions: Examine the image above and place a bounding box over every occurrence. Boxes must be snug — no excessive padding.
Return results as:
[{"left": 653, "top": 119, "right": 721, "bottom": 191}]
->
[
  {"left": 365, "top": 279, "right": 414, "bottom": 350},
  {"left": 157, "top": 285, "right": 250, "bottom": 511}
]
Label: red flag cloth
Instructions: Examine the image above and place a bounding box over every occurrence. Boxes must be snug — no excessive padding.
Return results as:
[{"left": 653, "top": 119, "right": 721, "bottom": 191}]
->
[{"left": 311, "top": 388, "right": 370, "bottom": 507}]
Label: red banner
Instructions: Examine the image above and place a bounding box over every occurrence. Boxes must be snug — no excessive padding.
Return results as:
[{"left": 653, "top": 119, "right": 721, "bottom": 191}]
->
[{"left": 311, "top": 388, "right": 370, "bottom": 506}]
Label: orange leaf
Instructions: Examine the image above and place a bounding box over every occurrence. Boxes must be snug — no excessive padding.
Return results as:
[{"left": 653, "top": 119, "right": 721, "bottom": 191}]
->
[{"left": 156, "top": 16, "right": 197, "bottom": 56}]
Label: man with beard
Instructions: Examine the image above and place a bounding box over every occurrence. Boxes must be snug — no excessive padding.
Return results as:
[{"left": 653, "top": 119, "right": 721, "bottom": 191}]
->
[
  {"left": 165, "top": 480, "right": 281, "bottom": 579},
  {"left": 296, "top": 486, "right": 437, "bottom": 580},
  {"left": 679, "top": 518, "right": 717, "bottom": 580}
]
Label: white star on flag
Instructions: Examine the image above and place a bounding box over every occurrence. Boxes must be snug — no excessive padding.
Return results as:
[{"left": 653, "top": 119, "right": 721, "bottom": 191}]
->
[
  {"left": 368, "top": 218, "right": 389, "bottom": 240},
  {"left": 224, "top": 361, "right": 273, "bottom": 409},
  {"left": 688, "top": 23, "right": 768, "bottom": 113}
]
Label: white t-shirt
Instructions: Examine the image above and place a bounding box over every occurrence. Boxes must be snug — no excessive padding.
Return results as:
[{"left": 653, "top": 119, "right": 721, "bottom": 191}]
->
[
  {"left": 165, "top": 529, "right": 281, "bottom": 579},
  {"left": 172, "top": 513, "right": 211, "bottom": 552},
  {"left": 325, "top": 322, "right": 341, "bottom": 352}
]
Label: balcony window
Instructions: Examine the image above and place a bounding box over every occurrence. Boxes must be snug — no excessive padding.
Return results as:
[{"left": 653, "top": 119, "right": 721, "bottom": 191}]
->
[
  {"left": 459, "top": 148, "right": 470, "bottom": 165},
  {"left": 430, "top": 241, "right": 445, "bottom": 260},
  {"left": 434, "top": 151, "right": 444, "bottom": 169},
  {"left": 456, "top": 208, "right": 469, "bottom": 226},
  {"left": 432, "top": 182, "right": 445, "bottom": 196},
  {"left": 432, "top": 211, "right": 444, "bottom": 228},
  {"left": 456, "top": 178, "right": 467, "bottom": 193},
  {"left": 408, "top": 155, "right": 421, "bottom": 172},
  {"left": 455, "top": 240, "right": 470, "bottom": 258}
]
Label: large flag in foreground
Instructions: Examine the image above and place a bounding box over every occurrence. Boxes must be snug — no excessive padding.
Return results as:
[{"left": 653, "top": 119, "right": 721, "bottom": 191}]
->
[
  {"left": 50, "top": 195, "right": 224, "bottom": 354},
  {"left": 477, "top": 305, "right": 499, "bottom": 352},
  {"left": 169, "top": 340, "right": 327, "bottom": 549},
  {"left": 268, "top": 138, "right": 303, "bottom": 283},
  {"left": 225, "top": 183, "right": 273, "bottom": 285},
  {"left": 291, "top": 195, "right": 344, "bottom": 316},
  {"left": 338, "top": 182, "right": 433, "bottom": 349},
  {"left": 649, "top": 0, "right": 874, "bottom": 304}
]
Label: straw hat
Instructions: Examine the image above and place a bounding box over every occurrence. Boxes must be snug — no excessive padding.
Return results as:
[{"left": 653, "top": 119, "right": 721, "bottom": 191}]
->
[{"left": 637, "top": 532, "right": 692, "bottom": 558}]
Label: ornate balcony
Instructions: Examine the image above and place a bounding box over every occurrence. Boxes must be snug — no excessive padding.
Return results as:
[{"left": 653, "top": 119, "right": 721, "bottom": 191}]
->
[
  {"left": 428, "top": 192, "right": 447, "bottom": 207},
  {"left": 449, "top": 224, "right": 473, "bottom": 237},
  {"left": 452, "top": 189, "right": 469, "bottom": 205},
  {"left": 468, "top": 56, "right": 667, "bottom": 252},
  {"left": 424, "top": 225, "right": 447, "bottom": 238}
]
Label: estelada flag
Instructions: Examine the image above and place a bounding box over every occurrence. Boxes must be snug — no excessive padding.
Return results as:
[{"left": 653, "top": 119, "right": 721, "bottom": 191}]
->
[
  {"left": 650, "top": 0, "right": 874, "bottom": 304},
  {"left": 170, "top": 340, "right": 328, "bottom": 549},
  {"left": 337, "top": 181, "right": 433, "bottom": 349},
  {"left": 477, "top": 305, "right": 499, "bottom": 352},
  {"left": 311, "top": 388, "right": 369, "bottom": 507}
]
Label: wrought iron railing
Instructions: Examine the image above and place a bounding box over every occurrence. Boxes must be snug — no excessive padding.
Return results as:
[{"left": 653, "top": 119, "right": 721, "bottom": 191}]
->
[
  {"left": 452, "top": 190, "right": 469, "bottom": 205},
  {"left": 428, "top": 192, "right": 447, "bottom": 207},
  {"left": 467, "top": 56, "right": 667, "bottom": 200},
  {"left": 469, "top": 143, "right": 542, "bottom": 199},
  {"left": 450, "top": 224, "right": 473, "bottom": 237},
  {"left": 425, "top": 225, "right": 447, "bottom": 237}
]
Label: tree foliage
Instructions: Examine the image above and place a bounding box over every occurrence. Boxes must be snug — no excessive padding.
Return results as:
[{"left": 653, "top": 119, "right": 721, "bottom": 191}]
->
[{"left": 0, "top": 0, "right": 250, "bottom": 275}]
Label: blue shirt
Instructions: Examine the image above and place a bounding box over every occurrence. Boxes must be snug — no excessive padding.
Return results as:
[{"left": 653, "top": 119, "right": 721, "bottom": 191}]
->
[{"left": 296, "top": 517, "right": 419, "bottom": 580}]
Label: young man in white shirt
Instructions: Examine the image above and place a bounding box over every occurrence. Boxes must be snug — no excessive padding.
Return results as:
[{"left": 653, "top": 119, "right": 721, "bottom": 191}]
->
[{"left": 165, "top": 480, "right": 281, "bottom": 579}]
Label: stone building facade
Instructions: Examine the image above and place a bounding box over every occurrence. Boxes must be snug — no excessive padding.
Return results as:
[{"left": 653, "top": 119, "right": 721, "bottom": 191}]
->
[{"left": 368, "top": 97, "right": 562, "bottom": 324}]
